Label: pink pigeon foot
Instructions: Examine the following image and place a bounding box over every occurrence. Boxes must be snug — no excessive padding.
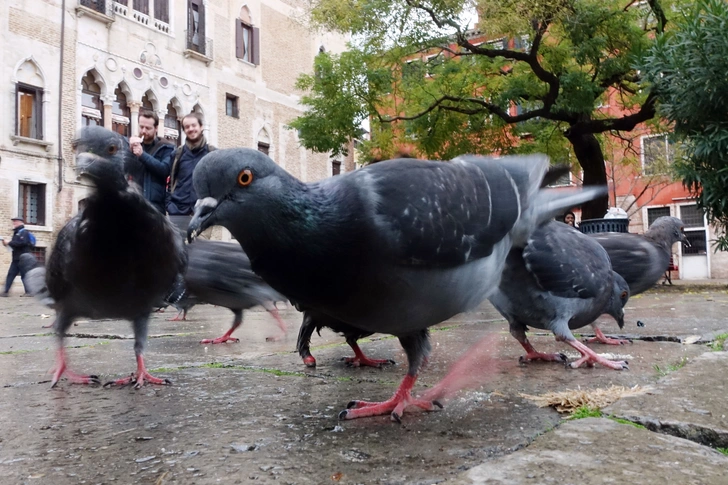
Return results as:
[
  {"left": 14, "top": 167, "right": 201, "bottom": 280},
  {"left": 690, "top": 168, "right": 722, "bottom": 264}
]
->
[
  {"left": 343, "top": 343, "right": 395, "bottom": 368},
  {"left": 585, "top": 326, "right": 632, "bottom": 345},
  {"left": 50, "top": 348, "right": 100, "bottom": 387},
  {"left": 565, "top": 339, "right": 629, "bottom": 370},
  {"left": 338, "top": 375, "right": 442, "bottom": 422},
  {"left": 103, "top": 355, "right": 171, "bottom": 389}
]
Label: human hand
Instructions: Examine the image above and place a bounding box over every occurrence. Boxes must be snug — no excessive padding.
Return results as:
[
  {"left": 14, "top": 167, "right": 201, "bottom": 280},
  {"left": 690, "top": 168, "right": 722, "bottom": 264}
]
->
[{"left": 131, "top": 142, "right": 143, "bottom": 157}]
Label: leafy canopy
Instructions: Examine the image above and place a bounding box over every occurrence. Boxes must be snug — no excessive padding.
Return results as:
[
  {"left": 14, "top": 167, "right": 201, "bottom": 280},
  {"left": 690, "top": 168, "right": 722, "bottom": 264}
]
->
[{"left": 644, "top": 0, "right": 728, "bottom": 250}]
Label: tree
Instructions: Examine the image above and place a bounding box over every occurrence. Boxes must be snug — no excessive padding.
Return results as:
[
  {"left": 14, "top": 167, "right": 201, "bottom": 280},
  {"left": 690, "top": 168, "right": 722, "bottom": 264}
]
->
[
  {"left": 644, "top": 0, "right": 728, "bottom": 250},
  {"left": 291, "top": 0, "right": 688, "bottom": 220}
]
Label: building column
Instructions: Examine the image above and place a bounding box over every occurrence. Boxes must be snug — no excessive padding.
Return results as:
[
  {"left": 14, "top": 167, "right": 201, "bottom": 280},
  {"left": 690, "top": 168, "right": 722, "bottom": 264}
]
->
[
  {"left": 102, "top": 95, "right": 114, "bottom": 131},
  {"left": 129, "top": 101, "right": 141, "bottom": 137}
]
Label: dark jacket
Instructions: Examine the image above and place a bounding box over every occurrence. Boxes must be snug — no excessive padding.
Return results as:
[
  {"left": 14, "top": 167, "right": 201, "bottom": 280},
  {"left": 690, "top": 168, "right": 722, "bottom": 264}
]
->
[
  {"left": 8, "top": 225, "right": 32, "bottom": 262},
  {"left": 167, "top": 142, "right": 214, "bottom": 216},
  {"left": 133, "top": 137, "right": 174, "bottom": 213}
]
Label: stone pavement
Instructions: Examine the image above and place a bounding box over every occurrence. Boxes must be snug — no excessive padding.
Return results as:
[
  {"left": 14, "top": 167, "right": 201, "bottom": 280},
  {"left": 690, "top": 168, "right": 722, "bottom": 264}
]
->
[{"left": 0, "top": 283, "right": 726, "bottom": 484}]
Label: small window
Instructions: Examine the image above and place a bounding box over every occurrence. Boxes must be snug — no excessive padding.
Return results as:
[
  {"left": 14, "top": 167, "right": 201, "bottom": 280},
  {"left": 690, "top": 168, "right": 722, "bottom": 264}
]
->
[
  {"left": 647, "top": 206, "right": 671, "bottom": 227},
  {"left": 16, "top": 83, "right": 43, "bottom": 139},
  {"left": 257, "top": 142, "right": 269, "bottom": 155},
  {"left": 112, "top": 87, "right": 131, "bottom": 137},
  {"left": 81, "top": 73, "right": 103, "bottom": 127},
  {"left": 679, "top": 204, "right": 705, "bottom": 228},
  {"left": 332, "top": 160, "right": 341, "bottom": 176},
  {"left": 236, "top": 20, "right": 259, "bottom": 65},
  {"left": 642, "top": 134, "right": 674, "bottom": 175},
  {"left": 18, "top": 182, "right": 46, "bottom": 226},
  {"left": 133, "top": 0, "right": 149, "bottom": 15},
  {"left": 225, "top": 94, "right": 239, "bottom": 118},
  {"left": 154, "top": 0, "right": 169, "bottom": 23}
]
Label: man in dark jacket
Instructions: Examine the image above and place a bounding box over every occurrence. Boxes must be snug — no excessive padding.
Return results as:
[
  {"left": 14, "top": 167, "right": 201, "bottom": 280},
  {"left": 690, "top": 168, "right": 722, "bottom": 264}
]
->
[
  {"left": 128, "top": 111, "right": 174, "bottom": 214},
  {"left": 2, "top": 217, "right": 32, "bottom": 296},
  {"left": 166, "top": 112, "right": 215, "bottom": 235}
]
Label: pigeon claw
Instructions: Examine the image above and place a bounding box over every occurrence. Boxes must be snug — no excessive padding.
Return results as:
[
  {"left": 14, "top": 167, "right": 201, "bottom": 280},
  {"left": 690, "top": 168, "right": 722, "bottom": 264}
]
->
[
  {"left": 343, "top": 356, "right": 396, "bottom": 368},
  {"left": 200, "top": 336, "right": 240, "bottom": 345},
  {"left": 302, "top": 355, "right": 317, "bottom": 368}
]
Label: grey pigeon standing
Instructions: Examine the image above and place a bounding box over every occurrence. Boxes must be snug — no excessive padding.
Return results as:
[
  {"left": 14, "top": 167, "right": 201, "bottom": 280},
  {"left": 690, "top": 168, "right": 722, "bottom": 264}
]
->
[
  {"left": 187, "top": 148, "right": 605, "bottom": 421},
  {"left": 19, "top": 253, "right": 53, "bottom": 308},
  {"left": 489, "top": 221, "right": 631, "bottom": 370},
  {"left": 590, "top": 216, "right": 689, "bottom": 296},
  {"left": 164, "top": 239, "right": 288, "bottom": 343},
  {"left": 587, "top": 216, "right": 689, "bottom": 344},
  {"left": 46, "top": 126, "right": 185, "bottom": 389},
  {"left": 296, "top": 307, "right": 395, "bottom": 368}
]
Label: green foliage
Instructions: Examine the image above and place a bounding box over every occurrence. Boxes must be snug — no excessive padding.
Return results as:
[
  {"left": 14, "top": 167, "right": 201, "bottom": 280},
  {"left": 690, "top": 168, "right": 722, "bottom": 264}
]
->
[
  {"left": 294, "top": 0, "right": 688, "bottom": 216},
  {"left": 709, "top": 333, "right": 728, "bottom": 352},
  {"left": 644, "top": 0, "right": 728, "bottom": 250},
  {"left": 569, "top": 406, "right": 603, "bottom": 419},
  {"left": 653, "top": 356, "right": 689, "bottom": 377},
  {"left": 609, "top": 417, "right": 647, "bottom": 429},
  {"left": 717, "top": 447, "right": 728, "bottom": 456}
]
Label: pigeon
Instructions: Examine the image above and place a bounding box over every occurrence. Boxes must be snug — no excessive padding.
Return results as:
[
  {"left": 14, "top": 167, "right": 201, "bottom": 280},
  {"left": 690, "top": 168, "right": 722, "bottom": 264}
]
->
[
  {"left": 164, "top": 239, "right": 288, "bottom": 343},
  {"left": 590, "top": 216, "right": 690, "bottom": 296},
  {"left": 489, "top": 220, "right": 631, "bottom": 370},
  {"left": 187, "top": 148, "right": 605, "bottom": 421},
  {"left": 19, "top": 253, "right": 54, "bottom": 308},
  {"left": 296, "top": 306, "right": 395, "bottom": 368},
  {"left": 46, "top": 126, "right": 185, "bottom": 388}
]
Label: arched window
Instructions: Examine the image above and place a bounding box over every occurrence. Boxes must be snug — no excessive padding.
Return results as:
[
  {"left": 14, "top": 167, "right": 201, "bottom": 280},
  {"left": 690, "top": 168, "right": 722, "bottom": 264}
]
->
[
  {"left": 164, "top": 101, "right": 181, "bottom": 146},
  {"left": 112, "top": 86, "right": 131, "bottom": 137},
  {"left": 81, "top": 73, "right": 103, "bottom": 127},
  {"left": 15, "top": 59, "right": 44, "bottom": 140},
  {"left": 235, "top": 6, "right": 259, "bottom": 65},
  {"left": 141, "top": 91, "right": 156, "bottom": 112}
]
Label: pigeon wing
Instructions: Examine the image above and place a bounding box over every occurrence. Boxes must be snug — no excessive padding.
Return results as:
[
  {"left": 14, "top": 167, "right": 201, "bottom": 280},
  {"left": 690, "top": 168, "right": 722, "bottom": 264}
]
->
[
  {"left": 523, "top": 222, "right": 612, "bottom": 299},
  {"left": 363, "top": 158, "right": 527, "bottom": 266}
]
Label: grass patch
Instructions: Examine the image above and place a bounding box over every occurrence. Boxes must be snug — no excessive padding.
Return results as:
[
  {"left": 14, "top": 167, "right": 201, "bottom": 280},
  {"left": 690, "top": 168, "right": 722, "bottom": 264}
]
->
[
  {"left": 608, "top": 416, "right": 647, "bottom": 429},
  {"left": 709, "top": 333, "right": 728, "bottom": 352},
  {"left": 0, "top": 349, "right": 34, "bottom": 355},
  {"left": 569, "top": 406, "right": 603, "bottom": 420},
  {"left": 654, "top": 356, "right": 689, "bottom": 377},
  {"left": 717, "top": 447, "right": 728, "bottom": 456}
]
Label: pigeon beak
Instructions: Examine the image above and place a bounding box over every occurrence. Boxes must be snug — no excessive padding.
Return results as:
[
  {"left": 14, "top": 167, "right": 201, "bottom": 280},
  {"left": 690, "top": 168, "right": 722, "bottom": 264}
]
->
[
  {"left": 617, "top": 314, "right": 625, "bottom": 330},
  {"left": 681, "top": 232, "right": 691, "bottom": 248},
  {"left": 74, "top": 152, "right": 104, "bottom": 181},
  {"left": 188, "top": 197, "right": 218, "bottom": 242}
]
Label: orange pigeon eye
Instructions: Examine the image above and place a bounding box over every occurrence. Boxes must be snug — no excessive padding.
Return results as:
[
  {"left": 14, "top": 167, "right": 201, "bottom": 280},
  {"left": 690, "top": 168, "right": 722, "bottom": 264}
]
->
[
  {"left": 237, "top": 169, "right": 253, "bottom": 187},
  {"left": 108, "top": 144, "right": 118, "bottom": 155},
  {"left": 621, "top": 291, "right": 628, "bottom": 299}
]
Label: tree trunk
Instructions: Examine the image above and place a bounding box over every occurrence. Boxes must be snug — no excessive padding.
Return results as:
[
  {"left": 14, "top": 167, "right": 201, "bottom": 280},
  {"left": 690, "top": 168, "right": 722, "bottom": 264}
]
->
[{"left": 565, "top": 130, "right": 609, "bottom": 221}]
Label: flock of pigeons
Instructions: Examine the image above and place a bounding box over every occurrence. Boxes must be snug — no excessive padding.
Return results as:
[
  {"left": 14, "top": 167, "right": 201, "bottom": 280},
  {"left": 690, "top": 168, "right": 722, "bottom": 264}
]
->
[{"left": 22, "top": 126, "right": 689, "bottom": 422}]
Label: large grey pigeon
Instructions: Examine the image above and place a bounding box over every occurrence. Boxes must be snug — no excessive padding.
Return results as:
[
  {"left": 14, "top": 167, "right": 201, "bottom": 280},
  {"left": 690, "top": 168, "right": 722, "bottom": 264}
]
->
[
  {"left": 46, "top": 126, "right": 185, "bottom": 388},
  {"left": 489, "top": 221, "right": 631, "bottom": 370},
  {"left": 590, "top": 216, "right": 690, "bottom": 296},
  {"left": 187, "top": 148, "right": 605, "bottom": 421},
  {"left": 164, "top": 239, "right": 288, "bottom": 343},
  {"left": 296, "top": 307, "right": 395, "bottom": 368}
]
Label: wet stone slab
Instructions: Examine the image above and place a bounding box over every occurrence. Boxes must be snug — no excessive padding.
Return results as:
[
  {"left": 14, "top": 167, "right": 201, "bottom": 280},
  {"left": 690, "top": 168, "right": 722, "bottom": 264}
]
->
[
  {"left": 605, "top": 351, "right": 728, "bottom": 448},
  {"left": 0, "top": 288, "right": 726, "bottom": 483},
  {"left": 449, "top": 417, "right": 728, "bottom": 485}
]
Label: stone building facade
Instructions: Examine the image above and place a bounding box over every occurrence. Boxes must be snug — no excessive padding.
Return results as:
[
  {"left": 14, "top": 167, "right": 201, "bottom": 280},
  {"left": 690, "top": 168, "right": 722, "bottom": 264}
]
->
[{"left": 0, "top": 0, "right": 353, "bottom": 285}]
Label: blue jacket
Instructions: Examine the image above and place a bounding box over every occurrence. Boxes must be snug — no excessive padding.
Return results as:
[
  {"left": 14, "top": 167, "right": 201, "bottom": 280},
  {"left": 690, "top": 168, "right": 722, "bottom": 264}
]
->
[
  {"left": 135, "top": 138, "right": 174, "bottom": 213},
  {"left": 7, "top": 225, "right": 32, "bottom": 262}
]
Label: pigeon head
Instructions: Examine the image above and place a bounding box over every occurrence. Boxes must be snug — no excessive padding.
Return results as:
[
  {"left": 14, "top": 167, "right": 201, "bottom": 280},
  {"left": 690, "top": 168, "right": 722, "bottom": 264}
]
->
[
  {"left": 72, "top": 126, "right": 129, "bottom": 192},
  {"left": 606, "top": 271, "right": 630, "bottom": 329},
  {"left": 188, "top": 148, "right": 298, "bottom": 241},
  {"left": 646, "top": 216, "right": 690, "bottom": 249}
]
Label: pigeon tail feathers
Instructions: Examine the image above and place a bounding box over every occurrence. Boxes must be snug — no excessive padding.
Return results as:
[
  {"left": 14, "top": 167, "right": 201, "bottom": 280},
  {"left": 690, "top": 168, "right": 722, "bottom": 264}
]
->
[{"left": 510, "top": 185, "right": 608, "bottom": 247}]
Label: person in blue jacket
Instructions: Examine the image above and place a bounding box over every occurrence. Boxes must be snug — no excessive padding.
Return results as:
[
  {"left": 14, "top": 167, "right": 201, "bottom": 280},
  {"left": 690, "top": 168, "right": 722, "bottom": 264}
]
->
[
  {"left": 128, "top": 111, "right": 174, "bottom": 214},
  {"left": 2, "top": 217, "right": 32, "bottom": 296}
]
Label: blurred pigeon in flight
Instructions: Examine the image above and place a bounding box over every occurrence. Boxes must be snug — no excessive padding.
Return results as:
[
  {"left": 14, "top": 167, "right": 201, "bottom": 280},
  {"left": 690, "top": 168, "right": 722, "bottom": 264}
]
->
[
  {"left": 46, "top": 126, "right": 185, "bottom": 388},
  {"left": 164, "top": 239, "right": 287, "bottom": 343},
  {"left": 187, "top": 148, "right": 605, "bottom": 421},
  {"left": 489, "top": 221, "right": 631, "bottom": 370}
]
